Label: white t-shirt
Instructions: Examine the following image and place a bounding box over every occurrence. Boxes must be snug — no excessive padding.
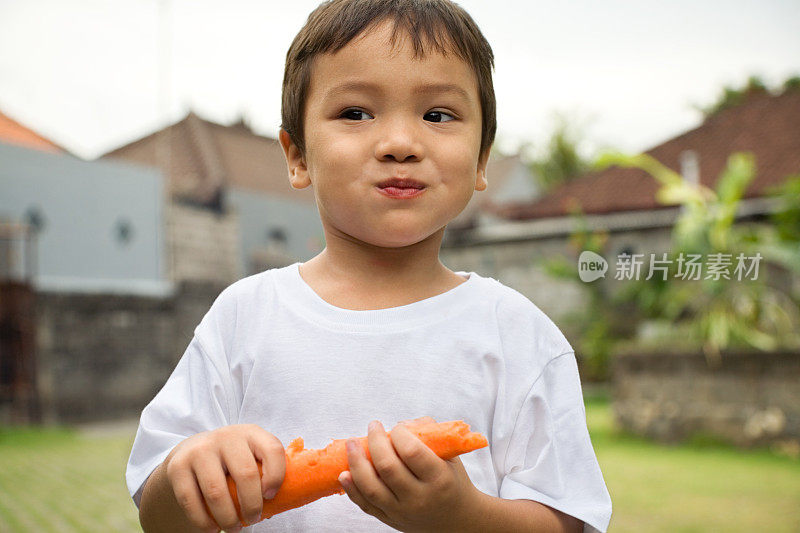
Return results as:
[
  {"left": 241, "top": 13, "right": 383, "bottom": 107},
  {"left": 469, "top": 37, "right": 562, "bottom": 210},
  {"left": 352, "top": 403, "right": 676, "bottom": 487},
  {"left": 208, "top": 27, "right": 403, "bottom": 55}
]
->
[{"left": 126, "top": 263, "right": 612, "bottom": 532}]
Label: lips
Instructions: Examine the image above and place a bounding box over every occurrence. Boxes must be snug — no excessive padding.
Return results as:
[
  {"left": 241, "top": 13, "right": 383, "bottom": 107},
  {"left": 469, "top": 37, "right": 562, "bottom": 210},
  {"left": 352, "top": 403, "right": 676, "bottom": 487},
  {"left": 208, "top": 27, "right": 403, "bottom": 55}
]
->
[
  {"left": 375, "top": 177, "right": 427, "bottom": 199},
  {"left": 376, "top": 178, "right": 427, "bottom": 189}
]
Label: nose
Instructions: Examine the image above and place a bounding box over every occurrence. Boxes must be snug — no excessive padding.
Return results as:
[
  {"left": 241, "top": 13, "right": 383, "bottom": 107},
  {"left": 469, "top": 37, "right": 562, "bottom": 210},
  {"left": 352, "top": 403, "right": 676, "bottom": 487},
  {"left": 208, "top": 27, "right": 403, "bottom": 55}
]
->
[{"left": 373, "top": 116, "right": 424, "bottom": 163}]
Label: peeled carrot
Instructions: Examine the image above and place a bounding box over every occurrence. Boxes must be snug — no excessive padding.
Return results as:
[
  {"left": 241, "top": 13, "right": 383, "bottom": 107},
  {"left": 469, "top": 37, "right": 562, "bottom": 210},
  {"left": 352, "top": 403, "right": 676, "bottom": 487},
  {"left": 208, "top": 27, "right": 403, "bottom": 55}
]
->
[{"left": 219, "top": 420, "right": 487, "bottom": 527}]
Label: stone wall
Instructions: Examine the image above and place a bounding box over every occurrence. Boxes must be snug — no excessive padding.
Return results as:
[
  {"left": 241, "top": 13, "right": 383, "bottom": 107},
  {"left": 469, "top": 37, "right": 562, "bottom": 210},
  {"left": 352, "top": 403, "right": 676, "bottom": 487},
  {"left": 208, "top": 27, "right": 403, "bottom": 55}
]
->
[
  {"left": 33, "top": 280, "right": 227, "bottom": 424},
  {"left": 612, "top": 349, "right": 800, "bottom": 451},
  {"left": 167, "top": 202, "right": 240, "bottom": 283}
]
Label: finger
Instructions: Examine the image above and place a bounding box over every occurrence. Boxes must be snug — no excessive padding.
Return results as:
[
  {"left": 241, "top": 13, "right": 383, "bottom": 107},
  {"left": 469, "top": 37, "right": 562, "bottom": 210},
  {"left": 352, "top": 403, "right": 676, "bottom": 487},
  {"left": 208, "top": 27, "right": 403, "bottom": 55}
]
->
[
  {"left": 367, "top": 420, "right": 419, "bottom": 500},
  {"left": 338, "top": 470, "right": 393, "bottom": 524},
  {"left": 345, "top": 437, "right": 397, "bottom": 509},
  {"left": 166, "top": 459, "right": 220, "bottom": 532},
  {"left": 248, "top": 427, "right": 286, "bottom": 499},
  {"left": 389, "top": 423, "right": 443, "bottom": 482},
  {"left": 193, "top": 454, "right": 241, "bottom": 531},
  {"left": 221, "top": 441, "right": 263, "bottom": 526}
]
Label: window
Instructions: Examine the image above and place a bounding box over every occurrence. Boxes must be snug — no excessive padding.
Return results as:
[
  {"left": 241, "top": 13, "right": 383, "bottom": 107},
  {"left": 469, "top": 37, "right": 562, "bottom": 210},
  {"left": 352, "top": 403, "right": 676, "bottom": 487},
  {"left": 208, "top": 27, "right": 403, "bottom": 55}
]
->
[
  {"left": 23, "top": 206, "right": 45, "bottom": 233},
  {"left": 267, "top": 227, "right": 287, "bottom": 244},
  {"left": 114, "top": 218, "right": 134, "bottom": 245}
]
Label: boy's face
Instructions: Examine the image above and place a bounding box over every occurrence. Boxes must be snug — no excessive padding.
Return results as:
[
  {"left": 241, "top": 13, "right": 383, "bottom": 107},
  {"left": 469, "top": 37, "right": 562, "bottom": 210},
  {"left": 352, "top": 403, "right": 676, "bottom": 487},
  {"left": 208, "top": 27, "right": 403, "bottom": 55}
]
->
[{"left": 281, "top": 19, "right": 489, "bottom": 249}]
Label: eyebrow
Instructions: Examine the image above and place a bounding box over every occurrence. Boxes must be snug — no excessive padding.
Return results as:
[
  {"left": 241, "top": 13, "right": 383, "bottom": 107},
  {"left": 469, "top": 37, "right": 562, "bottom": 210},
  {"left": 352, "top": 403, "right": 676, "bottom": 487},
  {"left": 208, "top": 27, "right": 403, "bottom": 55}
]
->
[{"left": 324, "top": 81, "right": 471, "bottom": 102}]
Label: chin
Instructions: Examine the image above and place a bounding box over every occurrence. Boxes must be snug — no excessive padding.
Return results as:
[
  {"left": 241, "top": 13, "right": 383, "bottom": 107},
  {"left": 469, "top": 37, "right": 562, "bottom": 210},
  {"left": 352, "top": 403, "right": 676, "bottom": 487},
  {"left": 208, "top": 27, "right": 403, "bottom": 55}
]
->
[
  {"left": 376, "top": 231, "right": 443, "bottom": 249},
  {"left": 371, "top": 238, "right": 422, "bottom": 249}
]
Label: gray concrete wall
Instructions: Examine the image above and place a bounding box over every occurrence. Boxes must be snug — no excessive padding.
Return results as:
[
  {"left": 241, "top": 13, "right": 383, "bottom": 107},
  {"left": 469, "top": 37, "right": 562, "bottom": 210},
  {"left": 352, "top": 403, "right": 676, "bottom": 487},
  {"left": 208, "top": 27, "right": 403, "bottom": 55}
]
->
[
  {"left": 441, "top": 224, "right": 675, "bottom": 323},
  {"left": 33, "top": 280, "right": 227, "bottom": 424}
]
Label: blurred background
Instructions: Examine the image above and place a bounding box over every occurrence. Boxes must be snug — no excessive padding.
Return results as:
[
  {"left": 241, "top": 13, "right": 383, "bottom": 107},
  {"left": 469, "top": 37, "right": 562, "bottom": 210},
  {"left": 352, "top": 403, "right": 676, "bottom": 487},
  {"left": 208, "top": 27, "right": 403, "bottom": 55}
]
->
[{"left": 1, "top": 0, "right": 799, "bottom": 531}]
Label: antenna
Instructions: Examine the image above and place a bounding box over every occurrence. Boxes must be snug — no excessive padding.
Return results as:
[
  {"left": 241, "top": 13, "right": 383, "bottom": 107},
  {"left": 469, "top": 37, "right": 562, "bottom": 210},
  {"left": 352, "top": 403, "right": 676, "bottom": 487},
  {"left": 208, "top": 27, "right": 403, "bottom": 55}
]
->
[
  {"left": 157, "top": 0, "right": 174, "bottom": 281},
  {"left": 680, "top": 150, "right": 700, "bottom": 185}
]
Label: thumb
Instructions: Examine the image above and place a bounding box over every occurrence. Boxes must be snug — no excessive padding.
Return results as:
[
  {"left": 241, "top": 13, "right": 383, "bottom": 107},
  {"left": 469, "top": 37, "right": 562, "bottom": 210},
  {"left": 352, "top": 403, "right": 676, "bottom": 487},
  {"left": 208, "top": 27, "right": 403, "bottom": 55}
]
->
[{"left": 247, "top": 428, "right": 286, "bottom": 498}]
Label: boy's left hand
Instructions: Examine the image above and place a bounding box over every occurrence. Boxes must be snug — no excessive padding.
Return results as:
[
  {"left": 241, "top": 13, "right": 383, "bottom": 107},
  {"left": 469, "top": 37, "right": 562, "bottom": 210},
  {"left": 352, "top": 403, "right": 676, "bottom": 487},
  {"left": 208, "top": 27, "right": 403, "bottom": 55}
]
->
[{"left": 339, "top": 417, "right": 478, "bottom": 533}]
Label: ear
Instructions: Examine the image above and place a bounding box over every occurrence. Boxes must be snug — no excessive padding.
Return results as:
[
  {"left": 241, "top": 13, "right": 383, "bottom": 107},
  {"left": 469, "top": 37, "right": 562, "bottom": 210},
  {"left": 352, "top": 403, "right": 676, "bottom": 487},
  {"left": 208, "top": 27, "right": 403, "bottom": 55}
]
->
[
  {"left": 475, "top": 147, "right": 490, "bottom": 192},
  {"left": 279, "top": 129, "right": 311, "bottom": 189}
]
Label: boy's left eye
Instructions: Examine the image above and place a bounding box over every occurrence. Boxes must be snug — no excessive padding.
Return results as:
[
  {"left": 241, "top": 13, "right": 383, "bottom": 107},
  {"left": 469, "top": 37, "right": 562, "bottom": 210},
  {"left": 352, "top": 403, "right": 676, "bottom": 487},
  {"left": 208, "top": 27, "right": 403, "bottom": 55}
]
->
[
  {"left": 340, "top": 109, "right": 374, "bottom": 121},
  {"left": 423, "top": 111, "right": 455, "bottom": 123}
]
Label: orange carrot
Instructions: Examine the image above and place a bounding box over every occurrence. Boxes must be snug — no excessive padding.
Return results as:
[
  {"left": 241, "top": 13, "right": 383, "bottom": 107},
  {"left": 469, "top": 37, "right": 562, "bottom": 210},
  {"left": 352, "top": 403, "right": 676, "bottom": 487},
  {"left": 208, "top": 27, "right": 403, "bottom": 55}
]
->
[{"left": 219, "top": 420, "right": 487, "bottom": 527}]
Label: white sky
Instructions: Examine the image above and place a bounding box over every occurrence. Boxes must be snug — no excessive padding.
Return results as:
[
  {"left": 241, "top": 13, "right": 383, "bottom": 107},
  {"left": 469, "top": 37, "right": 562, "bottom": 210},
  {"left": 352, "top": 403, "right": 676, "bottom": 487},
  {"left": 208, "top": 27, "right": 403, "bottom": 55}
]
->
[{"left": 1, "top": 0, "right": 798, "bottom": 161}]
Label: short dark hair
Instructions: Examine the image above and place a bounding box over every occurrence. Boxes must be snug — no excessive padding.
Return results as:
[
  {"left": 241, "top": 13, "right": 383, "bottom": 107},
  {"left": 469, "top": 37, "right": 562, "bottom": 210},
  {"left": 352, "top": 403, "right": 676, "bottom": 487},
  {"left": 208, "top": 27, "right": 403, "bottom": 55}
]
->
[{"left": 281, "top": 0, "right": 496, "bottom": 160}]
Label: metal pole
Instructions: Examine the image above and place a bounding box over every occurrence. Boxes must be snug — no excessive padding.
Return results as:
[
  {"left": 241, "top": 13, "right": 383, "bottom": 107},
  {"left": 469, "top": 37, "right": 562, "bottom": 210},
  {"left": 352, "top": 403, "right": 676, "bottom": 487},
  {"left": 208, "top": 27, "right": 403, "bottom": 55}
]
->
[{"left": 157, "top": 0, "right": 175, "bottom": 282}]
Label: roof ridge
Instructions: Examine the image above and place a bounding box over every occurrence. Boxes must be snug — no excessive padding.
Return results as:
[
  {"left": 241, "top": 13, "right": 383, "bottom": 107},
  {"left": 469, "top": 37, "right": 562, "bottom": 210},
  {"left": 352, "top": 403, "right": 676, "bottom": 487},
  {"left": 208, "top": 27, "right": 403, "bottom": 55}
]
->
[
  {"left": 99, "top": 112, "right": 192, "bottom": 159},
  {"left": 493, "top": 91, "right": 800, "bottom": 221},
  {"left": 203, "top": 118, "right": 279, "bottom": 143},
  {"left": 185, "top": 113, "right": 227, "bottom": 198}
]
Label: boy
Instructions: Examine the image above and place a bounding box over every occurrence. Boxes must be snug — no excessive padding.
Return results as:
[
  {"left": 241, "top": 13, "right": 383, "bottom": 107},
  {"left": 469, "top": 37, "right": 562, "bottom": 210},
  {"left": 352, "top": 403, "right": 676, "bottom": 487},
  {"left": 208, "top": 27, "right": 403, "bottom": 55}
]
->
[{"left": 127, "top": 0, "right": 612, "bottom": 532}]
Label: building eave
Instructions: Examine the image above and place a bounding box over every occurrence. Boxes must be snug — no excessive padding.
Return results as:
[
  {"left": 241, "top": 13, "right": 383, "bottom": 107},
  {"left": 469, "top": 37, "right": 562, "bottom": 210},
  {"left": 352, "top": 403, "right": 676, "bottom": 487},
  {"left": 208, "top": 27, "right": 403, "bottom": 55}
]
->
[{"left": 443, "top": 197, "right": 783, "bottom": 247}]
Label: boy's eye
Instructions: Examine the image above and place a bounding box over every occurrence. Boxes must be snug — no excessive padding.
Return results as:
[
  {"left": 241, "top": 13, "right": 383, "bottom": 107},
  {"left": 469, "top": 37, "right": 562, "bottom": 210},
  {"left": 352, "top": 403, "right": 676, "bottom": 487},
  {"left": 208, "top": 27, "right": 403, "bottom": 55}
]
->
[
  {"left": 424, "top": 111, "right": 455, "bottom": 123},
  {"left": 340, "top": 108, "right": 373, "bottom": 121}
]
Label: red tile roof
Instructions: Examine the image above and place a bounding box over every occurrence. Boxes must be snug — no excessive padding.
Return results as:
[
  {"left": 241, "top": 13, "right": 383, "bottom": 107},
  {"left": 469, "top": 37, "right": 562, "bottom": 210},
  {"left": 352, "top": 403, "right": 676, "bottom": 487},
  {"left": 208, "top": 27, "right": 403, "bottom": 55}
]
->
[
  {"left": 495, "top": 89, "right": 800, "bottom": 220},
  {"left": 0, "top": 110, "right": 63, "bottom": 153}
]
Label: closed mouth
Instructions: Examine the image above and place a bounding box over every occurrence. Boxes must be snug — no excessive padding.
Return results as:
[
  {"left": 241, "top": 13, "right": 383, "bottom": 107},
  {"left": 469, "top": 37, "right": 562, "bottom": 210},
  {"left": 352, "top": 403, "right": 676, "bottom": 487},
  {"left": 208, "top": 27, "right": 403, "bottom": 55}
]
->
[{"left": 376, "top": 178, "right": 427, "bottom": 189}]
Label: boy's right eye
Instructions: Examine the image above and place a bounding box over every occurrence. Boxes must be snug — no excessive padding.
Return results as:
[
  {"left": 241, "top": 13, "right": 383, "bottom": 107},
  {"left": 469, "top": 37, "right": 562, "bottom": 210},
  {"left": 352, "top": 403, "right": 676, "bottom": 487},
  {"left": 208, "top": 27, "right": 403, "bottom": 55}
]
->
[{"left": 339, "top": 108, "right": 374, "bottom": 121}]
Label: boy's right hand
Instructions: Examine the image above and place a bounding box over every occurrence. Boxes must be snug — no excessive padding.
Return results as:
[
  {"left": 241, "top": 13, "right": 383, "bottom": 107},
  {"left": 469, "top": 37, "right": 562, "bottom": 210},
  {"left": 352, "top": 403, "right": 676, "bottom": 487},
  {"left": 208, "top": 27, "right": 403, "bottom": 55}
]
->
[{"left": 163, "top": 424, "right": 286, "bottom": 532}]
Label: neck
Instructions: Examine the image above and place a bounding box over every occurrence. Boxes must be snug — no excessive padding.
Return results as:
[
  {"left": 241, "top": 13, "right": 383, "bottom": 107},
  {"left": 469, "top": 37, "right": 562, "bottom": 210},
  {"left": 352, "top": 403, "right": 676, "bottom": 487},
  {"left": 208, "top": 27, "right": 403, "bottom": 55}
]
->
[{"left": 302, "top": 226, "right": 456, "bottom": 294}]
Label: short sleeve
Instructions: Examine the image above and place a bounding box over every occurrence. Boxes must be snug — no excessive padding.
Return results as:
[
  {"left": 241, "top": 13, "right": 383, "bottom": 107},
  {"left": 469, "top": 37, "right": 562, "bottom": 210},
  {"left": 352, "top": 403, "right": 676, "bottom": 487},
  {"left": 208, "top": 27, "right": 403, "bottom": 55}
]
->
[
  {"left": 125, "top": 335, "right": 234, "bottom": 508},
  {"left": 498, "top": 351, "right": 612, "bottom": 533}
]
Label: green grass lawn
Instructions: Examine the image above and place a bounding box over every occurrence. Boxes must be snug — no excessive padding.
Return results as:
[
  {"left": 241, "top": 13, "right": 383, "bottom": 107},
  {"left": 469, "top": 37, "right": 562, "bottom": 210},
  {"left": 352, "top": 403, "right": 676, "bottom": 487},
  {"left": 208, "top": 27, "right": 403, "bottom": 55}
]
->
[
  {"left": 584, "top": 393, "right": 800, "bottom": 532},
  {"left": 0, "top": 426, "right": 140, "bottom": 532},
  {"left": 0, "top": 397, "right": 798, "bottom": 532}
]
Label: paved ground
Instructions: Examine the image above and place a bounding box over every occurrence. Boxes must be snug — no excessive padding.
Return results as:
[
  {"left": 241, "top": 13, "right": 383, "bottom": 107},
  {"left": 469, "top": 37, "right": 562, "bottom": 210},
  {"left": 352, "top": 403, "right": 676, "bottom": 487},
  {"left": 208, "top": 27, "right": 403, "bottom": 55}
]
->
[{"left": 76, "top": 418, "right": 140, "bottom": 439}]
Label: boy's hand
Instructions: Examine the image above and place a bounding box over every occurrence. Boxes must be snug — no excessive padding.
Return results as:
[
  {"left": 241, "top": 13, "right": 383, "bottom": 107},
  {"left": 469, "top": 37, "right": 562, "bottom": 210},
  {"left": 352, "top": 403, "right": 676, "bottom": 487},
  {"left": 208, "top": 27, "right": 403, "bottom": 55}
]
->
[
  {"left": 338, "top": 417, "right": 479, "bottom": 533},
  {"left": 163, "top": 424, "right": 286, "bottom": 532}
]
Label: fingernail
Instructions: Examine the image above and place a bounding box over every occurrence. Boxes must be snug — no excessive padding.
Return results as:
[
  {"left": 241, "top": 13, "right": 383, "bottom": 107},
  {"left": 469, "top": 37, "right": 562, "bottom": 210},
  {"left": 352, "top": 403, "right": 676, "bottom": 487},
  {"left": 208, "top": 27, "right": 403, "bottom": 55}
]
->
[
  {"left": 346, "top": 439, "right": 357, "bottom": 454},
  {"left": 263, "top": 487, "right": 277, "bottom": 500},
  {"left": 368, "top": 420, "right": 379, "bottom": 432}
]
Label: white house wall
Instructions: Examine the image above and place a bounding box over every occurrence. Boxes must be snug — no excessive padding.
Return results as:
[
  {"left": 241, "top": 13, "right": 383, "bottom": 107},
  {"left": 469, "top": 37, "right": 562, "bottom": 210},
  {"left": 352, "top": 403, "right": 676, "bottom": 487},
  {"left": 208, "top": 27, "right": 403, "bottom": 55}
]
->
[
  {"left": 490, "top": 162, "right": 541, "bottom": 205},
  {"left": 0, "top": 143, "right": 170, "bottom": 296},
  {"left": 226, "top": 187, "right": 324, "bottom": 276}
]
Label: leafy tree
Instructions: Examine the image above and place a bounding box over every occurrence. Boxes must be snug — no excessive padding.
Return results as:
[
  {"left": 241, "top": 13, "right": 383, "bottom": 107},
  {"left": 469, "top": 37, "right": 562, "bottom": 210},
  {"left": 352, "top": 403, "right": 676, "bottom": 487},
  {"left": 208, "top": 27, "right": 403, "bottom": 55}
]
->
[
  {"left": 525, "top": 112, "right": 593, "bottom": 191},
  {"left": 695, "top": 75, "right": 767, "bottom": 117},
  {"left": 539, "top": 210, "right": 636, "bottom": 381},
  {"left": 695, "top": 74, "right": 800, "bottom": 118},
  {"left": 594, "top": 152, "right": 800, "bottom": 367},
  {"left": 540, "top": 151, "right": 800, "bottom": 375},
  {"left": 783, "top": 76, "right": 800, "bottom": 92},
  {"left": 766, "top": 175, "right": 800, "bottom": 243}
]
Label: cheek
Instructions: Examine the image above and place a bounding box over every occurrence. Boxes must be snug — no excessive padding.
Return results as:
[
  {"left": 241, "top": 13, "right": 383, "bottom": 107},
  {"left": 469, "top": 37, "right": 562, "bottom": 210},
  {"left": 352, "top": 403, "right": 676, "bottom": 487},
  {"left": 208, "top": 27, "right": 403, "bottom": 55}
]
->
[
  {"left": 433, "top": 128, "right": 482, "bottom": 178},
  {"left": 307, "top": 130, "right": 363, "bottom": 174},
  {"left": 437, "top": 148, "right": 480, "bottom": 184},
  {"left": 305, "top": 145, "right": 369, "bottom": 198}
]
